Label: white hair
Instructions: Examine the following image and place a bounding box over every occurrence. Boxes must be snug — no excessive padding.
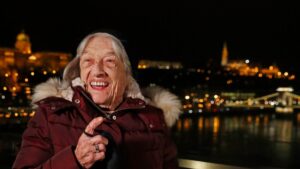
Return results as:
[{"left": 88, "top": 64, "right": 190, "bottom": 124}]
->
[{"left": 63, "top": 32, "right": 144, "bottom": 100}]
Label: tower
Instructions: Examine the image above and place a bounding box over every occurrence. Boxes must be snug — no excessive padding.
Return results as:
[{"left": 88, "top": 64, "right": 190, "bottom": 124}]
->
[
  {"left": 15, "top": 30, "right": 32, "bottom": 54},
  {"left": 221, "top": 41, "right": 228, "bottom": 66}
]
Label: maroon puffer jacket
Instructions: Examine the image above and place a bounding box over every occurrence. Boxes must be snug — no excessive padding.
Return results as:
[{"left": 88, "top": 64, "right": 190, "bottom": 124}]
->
[{"left": 12, "top": 86, "right": 179, "bottom": 169}]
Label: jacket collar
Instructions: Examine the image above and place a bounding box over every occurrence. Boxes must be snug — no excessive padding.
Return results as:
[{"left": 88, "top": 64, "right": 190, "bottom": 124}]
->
[{"left": 72, "top": 86, "right": 146, "bottom": 123}]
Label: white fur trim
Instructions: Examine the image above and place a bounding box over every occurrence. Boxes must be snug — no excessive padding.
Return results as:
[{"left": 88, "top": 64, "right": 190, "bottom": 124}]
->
[
  {"left": 71, "top": 77, "right": 85, "bottom": 88},
  {"left": 142, "top": 86, "right": 182, "bottom": 127},
  {"left": 31, "top": 78, "right": 73, "bottom": 107},
  {"left": 125, "top": 76, "right": 145, "bottom": 100}
]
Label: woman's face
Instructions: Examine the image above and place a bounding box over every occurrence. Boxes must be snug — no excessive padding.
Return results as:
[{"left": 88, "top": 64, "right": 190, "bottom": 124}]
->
[{"left": 79, "top": 36, "right": 127, "bottom": 109}]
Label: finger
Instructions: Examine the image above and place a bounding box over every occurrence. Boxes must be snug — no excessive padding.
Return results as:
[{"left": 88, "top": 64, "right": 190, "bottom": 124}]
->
[
  {"left": 93, "top": 143, "right": 106, "bottom": 153},
  {"left": 81, "top": 154, "right": 95, "bottom": 168},
  {"left": 85, "top": 117, "right": 104, "bottom": 135},
  {"left": 82, "top": 143, "right": 106, "bottom": 156},
  {"left": 97, "top": 144, "right": 106, "bottom": 153},
  {"left": 76, "top": 137, "right": 102, "bottom": 156},
  {"left": 75, "top": 143, "right": 94, "bottom": 160},
  {"left": 81, "top": 151, "right": 105, "bottom": 168},
  {"left": 94, "top": 151, "right": 106, "bottom": 161},
  {"left": 89, "top": 135, "right": 109, "bottom": 146},
  {"left": 82, "top": 140, "right": 107, "bottom": 154}
]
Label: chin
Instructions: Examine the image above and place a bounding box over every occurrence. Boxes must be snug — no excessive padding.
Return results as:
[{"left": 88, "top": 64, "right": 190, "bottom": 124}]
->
[
  {"left": 94, "top": 100, "right": 107, "bottom": 105},
  {"left": 90, "top": 95, "right": 107, "bottom": 104}
]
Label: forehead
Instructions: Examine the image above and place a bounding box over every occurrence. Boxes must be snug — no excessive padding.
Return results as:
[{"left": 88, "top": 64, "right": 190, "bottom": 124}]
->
[{"left": 84, "top": 36, "right": 114, "bottom": 51}]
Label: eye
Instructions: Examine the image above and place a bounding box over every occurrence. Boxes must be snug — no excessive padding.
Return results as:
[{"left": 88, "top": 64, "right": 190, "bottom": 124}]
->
[
  {"left": 106, "top": 58, "right": 114, "bottom": 63},
  {"left": 104, "top": 56, "right": 116, "bottom": 67},
  {"left": 81, "top": 57, "right": 91, "bottom": 63},
  {"left": 80, "top": 54, "right": 93, "bottom": 67}
]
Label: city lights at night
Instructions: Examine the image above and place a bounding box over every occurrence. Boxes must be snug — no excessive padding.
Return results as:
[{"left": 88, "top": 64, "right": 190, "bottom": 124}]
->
[{"left": 1, "top": 1, "right": 300, "bottom": 169}]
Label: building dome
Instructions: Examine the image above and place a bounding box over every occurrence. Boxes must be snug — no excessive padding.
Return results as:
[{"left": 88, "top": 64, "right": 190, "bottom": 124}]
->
[
  {"left": 15, "top": 30, "right": 32, "bottom": 54},
  {"left": 16, "top": 31, "right": 30, "bottom": 42}
]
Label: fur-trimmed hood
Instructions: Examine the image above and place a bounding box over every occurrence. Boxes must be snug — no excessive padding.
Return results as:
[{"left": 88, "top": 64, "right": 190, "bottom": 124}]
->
[{"left": 32, "top": 78, "right": 182, "bottom": 127}]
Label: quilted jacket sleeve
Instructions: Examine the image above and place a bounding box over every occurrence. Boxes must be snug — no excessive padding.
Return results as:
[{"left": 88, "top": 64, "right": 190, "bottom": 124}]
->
[{"left": 12, "top": 106, "right": 80, "bottom": 169}]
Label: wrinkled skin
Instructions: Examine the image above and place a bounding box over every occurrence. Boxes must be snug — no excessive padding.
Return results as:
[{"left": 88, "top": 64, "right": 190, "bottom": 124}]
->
[{"left": 79, "top": 36, "right": 127, "bottom": 110}]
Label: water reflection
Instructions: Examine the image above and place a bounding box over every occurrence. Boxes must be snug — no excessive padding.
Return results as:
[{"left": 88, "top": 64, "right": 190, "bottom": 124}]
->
[{"left": 173, "top": 112, "right": 300, "bottom": 168}]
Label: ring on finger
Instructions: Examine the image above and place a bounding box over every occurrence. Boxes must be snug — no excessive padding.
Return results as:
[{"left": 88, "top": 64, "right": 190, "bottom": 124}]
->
[{"left": 95, "top": 144, "right": 100, "bottom": 153}]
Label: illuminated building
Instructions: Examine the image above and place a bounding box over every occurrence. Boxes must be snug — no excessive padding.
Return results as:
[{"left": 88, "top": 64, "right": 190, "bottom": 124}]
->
[
  {"left": 0, "top": 31, "right": 72, "bottom": 106},
  {"left": 137, "top": 59, "right": 183, "bottom": 69},
  {"left": 220, "top": 42, "right": 295, "bottom": 79}
]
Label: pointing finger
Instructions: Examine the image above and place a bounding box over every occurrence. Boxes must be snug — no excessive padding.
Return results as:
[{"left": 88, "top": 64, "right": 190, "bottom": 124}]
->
[{"left": 85, "top": 117, "right": 104, "bottom": 135}]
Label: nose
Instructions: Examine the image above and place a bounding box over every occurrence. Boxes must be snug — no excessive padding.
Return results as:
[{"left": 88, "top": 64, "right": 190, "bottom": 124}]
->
[{"left": 91, "top": 60, "right": 107, "bottom": 77}]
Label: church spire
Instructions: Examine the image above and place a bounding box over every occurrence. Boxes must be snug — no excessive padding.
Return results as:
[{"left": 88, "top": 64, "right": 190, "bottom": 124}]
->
[{"left": 221, "top": 41, "right": 228, "bottom": 66}]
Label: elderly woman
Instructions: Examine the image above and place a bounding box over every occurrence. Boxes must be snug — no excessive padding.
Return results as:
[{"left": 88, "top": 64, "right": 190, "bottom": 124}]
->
[{"left": 13, "top": 32, "right": 181, "bottom": 169}]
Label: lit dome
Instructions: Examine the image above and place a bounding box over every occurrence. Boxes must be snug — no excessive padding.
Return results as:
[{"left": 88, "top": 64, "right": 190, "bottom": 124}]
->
[
  {"left": 16, "top": 31, "right": 30, "bottom": 41},
  {"left": 15, "top": 30, "right": 32, "bottom": 54}
]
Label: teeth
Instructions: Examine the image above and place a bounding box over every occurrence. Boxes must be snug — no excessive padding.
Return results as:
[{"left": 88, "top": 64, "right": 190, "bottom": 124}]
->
[{"left": 90, "top": 81, "right": 108, "bottom": 87}]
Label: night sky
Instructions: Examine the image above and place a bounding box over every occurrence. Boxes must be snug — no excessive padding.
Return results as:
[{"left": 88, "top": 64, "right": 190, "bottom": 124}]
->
[{"left": 0, "top": 1, "right": 299, "bottom": 71}]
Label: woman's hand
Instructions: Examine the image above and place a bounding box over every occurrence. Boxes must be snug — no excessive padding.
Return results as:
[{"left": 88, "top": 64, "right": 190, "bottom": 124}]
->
[{"left": 75, "top": 117, "right": 109, "bottom": 169}]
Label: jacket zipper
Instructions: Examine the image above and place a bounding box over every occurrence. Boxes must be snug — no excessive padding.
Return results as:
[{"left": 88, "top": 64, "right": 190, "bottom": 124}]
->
[{"left": 79, "top": 89, "right": 145, "bottom": 120}]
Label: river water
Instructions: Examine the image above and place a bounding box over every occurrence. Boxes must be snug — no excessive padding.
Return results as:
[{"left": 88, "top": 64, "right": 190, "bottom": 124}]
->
[{"left": 173, "top": 111, "right": 300, "bottom": 168}]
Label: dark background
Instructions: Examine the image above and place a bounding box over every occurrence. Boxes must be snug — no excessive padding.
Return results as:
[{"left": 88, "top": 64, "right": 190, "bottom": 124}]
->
[
  {"left": 0, "top": 1, "right": 299, "bottom": 72},
  {"left": 1, "top": 1, "right": 300, "bottom": 168}
]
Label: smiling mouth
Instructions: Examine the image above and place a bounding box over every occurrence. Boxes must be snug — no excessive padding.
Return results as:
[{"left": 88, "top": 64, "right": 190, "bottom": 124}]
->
[{"left": 90, "top": 81, "right": 109, "bottom": 89}]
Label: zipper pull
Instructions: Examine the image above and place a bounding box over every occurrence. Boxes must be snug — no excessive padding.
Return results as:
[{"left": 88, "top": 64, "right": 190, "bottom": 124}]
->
[
  {"left": 105, "top": 113, "right": 112, "bottom": 120},
  {"left": 105, "top": 113, "right": 117, "bottom": 120}
]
